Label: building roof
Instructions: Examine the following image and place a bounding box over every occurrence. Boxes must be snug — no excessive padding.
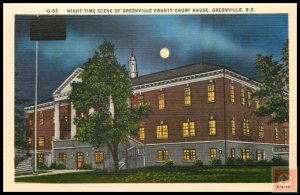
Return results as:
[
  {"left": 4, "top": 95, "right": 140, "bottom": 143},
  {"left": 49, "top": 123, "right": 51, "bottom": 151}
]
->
[{"left": 131, "top": 62, "right": 224, "bottom": 86}]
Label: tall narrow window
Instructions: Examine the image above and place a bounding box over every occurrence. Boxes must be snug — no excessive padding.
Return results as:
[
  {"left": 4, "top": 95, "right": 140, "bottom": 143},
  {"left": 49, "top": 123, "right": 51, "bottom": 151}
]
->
[
  {"left": 230, "top": 117, "right": 236, "bottom": 135},
  {"left": 258, "top": 123, "right": 264, "bottom": 138},
  {"left": 255, "top": 99, "right": 260, "bottom": 109},
  {"left": 183, "top": 149, "right": 196, "bottom": 161},
  {"left": 139, "top": 125, "right": 145, "bottom": 140},
  {"left": 51, "top": 136, "right": 54, "bottom": 145},
  {"left": 241, "top": 88, "right": 245, "bottom": 106},
  {"left": 138, "top": 94, "right": 144, "bottom": 106},
  {"left": 209, "top": 116, "right": 216, "bottom": 135},
  {"left": 231, "top": 148, "right": 236, "bottom": 158},
  {"left": 38, "top": 136, "right": 45, "bottom": 147},
  {"left": 29, "top": 114, "right": 33, "bottom": 126},
  {"left": 274, "top": 125, "right": 279, "bottom": 140},
  {"left": 157, "top": 150, "right": 168, "bottom": 161},
  {"left": 242, "top": 118, "right": 250, "bottom": 136},
  {"left": 210, "top": 148, "right": 217, "bottom": 160},
  {"left": 230, "top": 84, "right": 235, "bottom": 103},
  {"left": 283, "top": 128, "right": 287, "bottom": 144},
  {"left": 59, "top": 152, "right": 66, "bottom": 163},
  {"left": 183, "top": 120, "right": 195, "bottom": 137},
  {"left": 241, "top": 149, "right": 250, "bottom": 160},
  {"left": 184, "top": 87, "right": 191, "bottom": 105},
  {"left": 40, "top": 111, "right": 44, "bottom": 125},
  {"left": 156, "top": 123, "right": 168, "bottom": 139},
  {"left": 95, "top": 151, "right": 104, "bottom": 163},
  {"left": 256, "top": 150, "right": 265, "bottom": 161},
  {"left": 208, "top": 80, "right": 215, "bottom": 102},
  {"left": 158, "top": 91, "right": 165, "bottom": 109},
  {"left": 27, "top": 137, "right": 32, "bottom": 145},
  {"left": 64, "top": 115, "right": 68, "bottom": 122},
  {"left": 247, "top": 91, "right": 252, "bottom": 107}
]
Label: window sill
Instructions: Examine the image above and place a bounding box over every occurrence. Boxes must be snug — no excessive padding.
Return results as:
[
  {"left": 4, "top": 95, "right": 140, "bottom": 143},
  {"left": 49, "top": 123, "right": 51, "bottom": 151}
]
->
[
  {"left": 183, "top": 160, "right": 195, "bottom": 163},
  {"left": 208, "top": 134, "right": 217, "bottom": 136},
  {"left": 156, "top": 161, "right": 166, "bottom": 163}
]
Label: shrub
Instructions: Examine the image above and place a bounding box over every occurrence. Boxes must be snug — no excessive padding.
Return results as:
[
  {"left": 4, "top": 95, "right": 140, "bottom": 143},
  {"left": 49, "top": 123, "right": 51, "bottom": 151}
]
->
[
  {"left": 235, "top": 157, "right": 245, "bottom": 165},
  {"left": 15, "top": 156, "right": 25, "bottom": 168},
  {"left": 194, "top": 159, "right": 203, "bottom": 167},
  {"left": 272, "top": 156, "right": 288, "bottom": 166},
  {"left": 257, "top": 160, "right": 269, "bottom": 166},
  {"left": 163, "top": 160, "right": 174, "bottom": 167},
  {"left": 80, "top": 162, "right": 93, "bottom": 170},
  {"left": 244, "top": 158, "right": 254, "bottom": 165},
  {"left": 37, "top": 162, "right": 48, "bottom": 170},
  {"left": 50, "top": 162, "right": 57, "bottom": 169},
  {"left": 226, "top": 157, "right": 236, "bottom": 165},
  {"left": 56, "top": 162, "right": 66, "bottom": 170},
  {"left": 210, "top": 158, "right": 222, "bottom": 166}
]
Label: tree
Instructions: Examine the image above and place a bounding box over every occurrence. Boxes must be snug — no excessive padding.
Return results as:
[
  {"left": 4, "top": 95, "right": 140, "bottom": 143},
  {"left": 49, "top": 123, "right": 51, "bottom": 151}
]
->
[
  {"left": 253, "top": 40, "right": 288, "bottom": 124},
  {"left": 70, "top": 40, "right": 150, "bottom": 172},
  {"left": 15, "top": 98, "right": 28, "bottom": 153}
]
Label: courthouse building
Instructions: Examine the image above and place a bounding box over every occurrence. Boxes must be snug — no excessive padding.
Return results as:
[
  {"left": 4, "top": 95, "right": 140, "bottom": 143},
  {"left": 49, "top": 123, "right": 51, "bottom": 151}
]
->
[{"left": 24, "top": 52, "right": 289, "bottom": 170}]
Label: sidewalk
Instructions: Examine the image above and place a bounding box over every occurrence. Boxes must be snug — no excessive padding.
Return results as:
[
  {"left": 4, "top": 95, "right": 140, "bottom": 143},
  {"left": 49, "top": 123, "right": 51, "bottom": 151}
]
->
[{"left": 15, "top": 169, "right": 94, "bottom": 178}]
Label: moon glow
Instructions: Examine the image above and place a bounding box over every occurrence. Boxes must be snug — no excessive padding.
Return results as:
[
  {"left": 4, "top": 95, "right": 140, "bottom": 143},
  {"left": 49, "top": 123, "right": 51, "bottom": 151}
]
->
[{"left": 160, "top": 48, "right": 170, "bottom": 58}]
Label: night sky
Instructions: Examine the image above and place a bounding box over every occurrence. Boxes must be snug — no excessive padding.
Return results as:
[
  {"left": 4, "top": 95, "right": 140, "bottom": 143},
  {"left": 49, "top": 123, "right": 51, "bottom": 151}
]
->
[{"left": 15, "top": 14, "right": 288, "bottom": 108}]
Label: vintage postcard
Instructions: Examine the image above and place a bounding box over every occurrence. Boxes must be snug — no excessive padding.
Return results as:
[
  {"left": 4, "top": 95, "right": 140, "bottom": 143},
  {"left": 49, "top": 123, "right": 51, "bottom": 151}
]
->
[{"left": 3, "top": 3, "right": 297, "bottom": 192}]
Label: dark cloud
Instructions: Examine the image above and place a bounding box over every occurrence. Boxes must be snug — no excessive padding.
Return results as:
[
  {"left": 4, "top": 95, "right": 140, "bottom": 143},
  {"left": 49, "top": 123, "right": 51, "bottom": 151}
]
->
[{"left": 15, "top": 14, "right": 288, "bottom": 108}]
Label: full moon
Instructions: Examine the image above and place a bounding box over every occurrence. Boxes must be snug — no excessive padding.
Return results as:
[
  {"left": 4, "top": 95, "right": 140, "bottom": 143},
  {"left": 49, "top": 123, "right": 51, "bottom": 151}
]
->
[{"left": 160, "top": 48, "right": 170, "bottom": 58}]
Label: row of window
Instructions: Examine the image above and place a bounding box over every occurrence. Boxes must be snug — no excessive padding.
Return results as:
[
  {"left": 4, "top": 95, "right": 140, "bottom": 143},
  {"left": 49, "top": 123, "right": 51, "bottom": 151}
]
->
[
  {"left": 137, "top": 81, "right": 259, "bottom": 109},
  {"left": 28, "top": 136, "right": 55, "bottom": 146},
  {"left": 28, "top": 112, "right": 70, "bottom": 126},
  {"left": 37, "top": 151, "right": 105, "bottom": 164},
  {"left": 156, "top": 148, "right": 266, "bottom": 162},
  {"left": 139, "top": 120, "right": 288, "bottom": 143}
]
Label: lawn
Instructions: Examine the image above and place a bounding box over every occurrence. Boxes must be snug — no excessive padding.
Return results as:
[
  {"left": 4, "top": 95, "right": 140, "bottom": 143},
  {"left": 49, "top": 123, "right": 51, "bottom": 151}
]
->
[{"left": 15, "top": 166, "right": 273, "bottom": 183}]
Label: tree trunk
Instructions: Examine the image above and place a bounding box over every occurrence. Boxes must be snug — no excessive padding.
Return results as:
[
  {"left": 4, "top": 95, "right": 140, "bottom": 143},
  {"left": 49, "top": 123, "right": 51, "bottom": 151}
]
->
[
  {"left": 111, "top": 145, "right": 119, "bottom": 172},
  {"left": 107, "top": 142, "right": 119, "bottom": 172}
]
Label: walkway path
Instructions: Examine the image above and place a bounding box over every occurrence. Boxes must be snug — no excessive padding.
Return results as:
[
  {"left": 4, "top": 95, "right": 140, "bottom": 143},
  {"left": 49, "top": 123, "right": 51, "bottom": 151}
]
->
[{"left": 15, "top": 169, "right": 94, "bottom": 178}]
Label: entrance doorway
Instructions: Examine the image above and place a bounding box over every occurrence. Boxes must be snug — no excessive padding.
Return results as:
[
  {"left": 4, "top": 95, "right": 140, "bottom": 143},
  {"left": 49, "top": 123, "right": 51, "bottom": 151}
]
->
[{"left": 76, "top": 152, "right": 84, "bottom": 169}]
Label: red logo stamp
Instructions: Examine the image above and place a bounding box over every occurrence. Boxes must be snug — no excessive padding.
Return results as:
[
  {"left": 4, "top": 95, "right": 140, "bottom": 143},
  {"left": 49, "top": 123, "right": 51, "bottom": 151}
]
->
[{"left": 272, "top": 167, "right": 297, "bottom": 192}]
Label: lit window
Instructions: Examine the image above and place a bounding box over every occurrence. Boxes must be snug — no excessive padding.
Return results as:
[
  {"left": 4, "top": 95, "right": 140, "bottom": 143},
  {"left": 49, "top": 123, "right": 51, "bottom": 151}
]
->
[
  {"left": 209, "top": 116, "right": 216, "bottom": 135},
  {"left": 64, "top": 115, "right": 68, "bottom": 122},
  {"left": 210, "top": 148, "right": 217, "bottom": 160},
  {"left": 283, "top": 128, "right": 288, "bottom": 144},
  {"left": 40, "top": 112, "right": 44, "bottom": 125},
  {"left": 258, "top": 123, "right": 264, "bottom": 138},
  {"left": 230, "top": 84, "right": 235, "bottom": 103},
  {"left": 208, "top": 81, "right": 215, "bottom": 102},
  {"left": 156, "top": 123, "right": 168, "bottom": 139},
  {"left": 139, "top": 125, "right": 145, "bottom": 140},
  {"left": 27, "top": 137, "right": 32, "bottom": 145},
  {"left": 183, "top": 120, "right": 195, "bottom": 137},
  {"left": 247, "top": 91, "right": 252, "bottom": 107},
  {"left": 53, "top": 114, "right": 55, "bottom": 124},
  {"left": 138, "top": 94, "right": 144, "bottom": 106},
  {"left": 241, "top": 149, "right": 250, "bottom": 160},
  {"left": 158, "top": 91, "right": 165, "bottom": 109},
  {"left": 37, "top": 154, "right": 44, "bottom": 163},
  {"left": 242, "top": 118, "right": 250, "bottom": 136},
  {"left": 255, "top": 99, "right": 260, "bottom": 109},
  {"left": 256, "top": 150, "right": 265, "bottom": 161},
  {"left": 241, "top": 88, "right": 245, "bottom": 106},
  {"left": 184, "top": 87, "right": 191, "bottom": 105},
  {"left": 51, "top": 136, "right": 54, "bottom": 145},
  {"left": 28, "top": 114, "right": 33, "bottom": 126},
  {"left": 231, "top": 148, "right": 236, "bottom": 158},
  {"left": 157, "top": 150, "right": 168, "bottom": 161},
  {"left": 274, "top": 125, "right": 279, "bottom": 140},
  {"left": 95, "top": 151, "right": 104, "bottom": 163},
  {"left": 38, "top": 136, "right": 45, "bottom": 147},
  {"left": 183, "top": 149, "right": 196, "bottom": 161},
  {"left": 59, "top": 152, "right": 66, "bottom": 163},
  {"left": 230, "top": 117, "right": 236, "bottom": 135}
]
